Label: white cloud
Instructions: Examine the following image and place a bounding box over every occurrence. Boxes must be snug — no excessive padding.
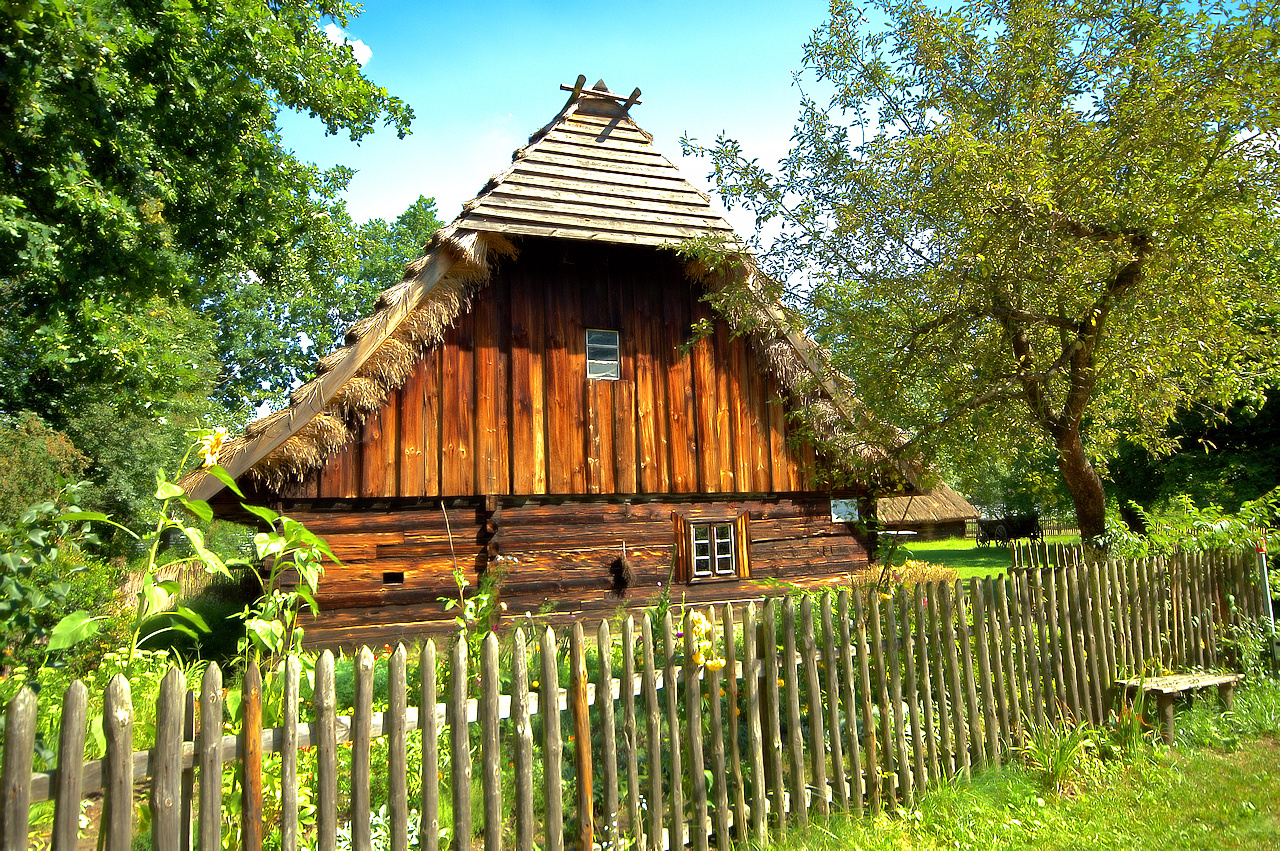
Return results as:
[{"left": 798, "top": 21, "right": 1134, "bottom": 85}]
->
[{"left": 322, "top": 22, "right": 372, "bottom": 66}]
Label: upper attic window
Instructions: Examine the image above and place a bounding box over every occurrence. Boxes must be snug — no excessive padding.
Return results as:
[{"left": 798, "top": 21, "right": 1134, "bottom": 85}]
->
[{"left": 586, "top": 329, "right": 620, "bottom": 380}]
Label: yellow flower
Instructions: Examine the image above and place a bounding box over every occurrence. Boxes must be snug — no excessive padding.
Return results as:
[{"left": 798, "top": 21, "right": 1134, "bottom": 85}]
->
[
  {"left": 199, "top": 427, "right": 228, "bottom": 467},
  {"left": 706, "top": 658, "right": 726, "bottom": 672}
]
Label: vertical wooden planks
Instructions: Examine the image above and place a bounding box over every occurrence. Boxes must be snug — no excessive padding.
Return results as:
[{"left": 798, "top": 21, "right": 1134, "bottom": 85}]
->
[
  {"left": 971, "top": 579, "right": 999, "bottom": 766},
  {"left": 927, "top": 582, "right": 954, "bottom": 780},
  {"left": 542, "top": 627, "right": 564, "bottom": 851},
  {"left": 885, "top": 594, "right": 913, "bottom": 805},
  {"left": 510, "top": 269, "right": 547, "bottom": 495},
  {"left": 442, "top": 313, "right": 476, "bottom": 496},
  {"left": 151, "top": 668, "right": 184, "bottom": 850},
  {"left": 52, "top": 681, "right": 88, "bottom": 851},
  {"left": 361, "top": 392, "right": 399, "bottom": 497},
  {"left": 633, "top": 279, "right": 668, "bottom": 493},
  {"left": 869, "top": 592, "right": 895, "bottom": 803},
  {"left": 419, "top": 642, "right": 439, "bottom": 851},
  {"left": 398, "top": 353, "right": 428, "bottom": 497},
  {"left": 474, "top": 275, "right": 510, "bottom": 496},
  {"left": 983, "top": 580, "right": 1010, "bottom": 754},
  {"left": 481, "top": 634, "right": 503, "bottom": 851},
  {"left": 690, "top": 309, "right": 722, "bottom": 493},
  {"left": 611, "top": 279, "right": 638, "bottom": 494},
  {"left": 664, "top": 281, "right": 698, "bottom": 493},
  {"left": 743, "top": 343, "right": 774, "bottom": 492}
]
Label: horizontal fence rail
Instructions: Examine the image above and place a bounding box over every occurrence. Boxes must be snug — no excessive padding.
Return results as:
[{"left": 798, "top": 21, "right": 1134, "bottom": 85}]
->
[{"left": 1, "top": 549, "right": 1269, "bottom": 850}]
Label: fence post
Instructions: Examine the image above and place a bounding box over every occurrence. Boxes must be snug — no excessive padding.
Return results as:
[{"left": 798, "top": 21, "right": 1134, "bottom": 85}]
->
[
  {"left": 352, "top": 647, "right": 374, "bottom": 851},
  {"left": 103, "top": 674, "right": 133, "bottom": 851},
  {"left": 482, "top": 632, "right": 503, "bottom": 851},
  {"left": 316, "top": 650, "right": 337, "bottom": 851},
  {"left": 283, "top": 655, "right": 302, "bottom": 851},
  {"left": 542, "top": 626, "right": 565, "bottom": 851},
  {"left": 199, "top": 664, "right": 223, "bottom": 851},
  {"left": 619, "top": 619, "right": 642, "bottom": 851},
  {"left": 52, "top": 680, "right": 88, "bottom": 851},
  {"left": 152, "top": 667, "right": 185, "bottom": 850},
  {"left": 241, "top": 663, "right": 263, "bottom": 851},
  {"left": 800, "top": 597, "right": 829, "bottom": 819},
  {"left": 742, "top": 603, "right": 768, "bottom": 846},
  {"left": 682, "top": 611, "right": 708, "bottom": 851},
  {"left": 598, "top": 620, "right": 621, "bottom": 847},
  {"left": 419, "top": 641, "right": 440, "bottom": 851},
  {"left": 1, "top": 688, "right": 36, "bottom": 851},
  {"left": 571, "top": 623, "right": 594, "bottom": 851},
  {"left": 511, "top": 630, "right": 534, "bottom": 851},
  {"left": 451, "top": 635, "right": 473, "bottom": 851},
  {"left": 387, "top": 647, "right": 408, "bottom": 851}
]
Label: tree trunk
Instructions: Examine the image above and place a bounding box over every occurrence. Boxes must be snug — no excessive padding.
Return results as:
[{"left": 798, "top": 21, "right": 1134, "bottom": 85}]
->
[{"left": 1056, "top": 429, "right": 1107, "bottom": 542}]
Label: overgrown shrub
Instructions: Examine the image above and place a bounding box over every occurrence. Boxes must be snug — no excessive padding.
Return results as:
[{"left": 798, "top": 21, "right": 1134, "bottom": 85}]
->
[{"left": 0, "top": 412, "right": 87, "bottom": 526}]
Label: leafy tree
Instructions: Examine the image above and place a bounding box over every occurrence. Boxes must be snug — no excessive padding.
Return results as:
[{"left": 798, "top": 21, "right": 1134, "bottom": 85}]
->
[
  {"left": 690, "top": 0, "right": 1280, "bottom": 540},
  {"left": 0, "top": 412, "right": 88, "bottom": 525},
  {"left": 0, "top": 0, "right": 413, "bottom": 420},
  {"left": 353, "top": 195, "right": 446, "bottom": 293}
]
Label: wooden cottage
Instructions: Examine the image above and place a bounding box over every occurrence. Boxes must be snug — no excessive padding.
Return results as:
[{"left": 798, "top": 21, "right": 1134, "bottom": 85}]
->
[
  {"left": 875, "top": 483, "right": 979, "bottom": 541},
  {"left": 187, "top": 79, "right": 907, "bottom": 647}
]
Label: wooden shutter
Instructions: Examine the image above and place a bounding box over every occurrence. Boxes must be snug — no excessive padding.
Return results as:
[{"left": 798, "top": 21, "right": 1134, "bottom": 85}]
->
[
  {"left": 672, "top": 512, "right": 691, "bottom": 584},
  {"left": 734, "top": 511, "right": 752, "bottom": 579}
]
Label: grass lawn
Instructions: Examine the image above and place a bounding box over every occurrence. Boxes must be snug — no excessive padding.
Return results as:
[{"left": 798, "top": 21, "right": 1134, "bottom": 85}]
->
[
  {"left": 884, "top": 535, "right": 1081, "bottom": 580},
  {"left": 770, "top": 736, "right": 1280, "bottom": 850}
]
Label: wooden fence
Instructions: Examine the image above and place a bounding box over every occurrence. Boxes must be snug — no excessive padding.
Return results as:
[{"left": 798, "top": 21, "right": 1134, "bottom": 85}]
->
[{"left": 0, "top": 550, "right": 1270, "bottom": 851}]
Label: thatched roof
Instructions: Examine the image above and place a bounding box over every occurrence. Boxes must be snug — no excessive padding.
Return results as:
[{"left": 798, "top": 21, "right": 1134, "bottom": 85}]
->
[
  {"left": 877, "top": 482, "right": 979, "bottom": 525},
  {"left": 182, "top": 79, "right": 911, "bottom": 502}
]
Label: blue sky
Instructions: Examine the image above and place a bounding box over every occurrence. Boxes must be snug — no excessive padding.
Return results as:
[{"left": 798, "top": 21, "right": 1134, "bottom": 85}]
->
[{"left": 277, "top": 1, "right": 833, "bottom": 238}]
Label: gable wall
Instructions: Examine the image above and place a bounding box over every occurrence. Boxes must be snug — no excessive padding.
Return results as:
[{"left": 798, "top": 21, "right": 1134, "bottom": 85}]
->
[{"left": 283, "top": 238, "right": 820, "bottom": 500}]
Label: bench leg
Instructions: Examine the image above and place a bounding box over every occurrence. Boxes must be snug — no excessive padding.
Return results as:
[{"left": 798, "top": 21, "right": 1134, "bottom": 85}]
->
[
  {"left": 1218, "top": 682, "right": 1236, "bottom": 713},
  {"left": 1157, "top": 693, "right": 1176, "bottom": 745}
]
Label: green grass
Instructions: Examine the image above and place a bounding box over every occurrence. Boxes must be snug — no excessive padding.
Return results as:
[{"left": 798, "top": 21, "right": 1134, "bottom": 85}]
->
[
  {"left": 763, "top": 736, "right": 1280, "bottom": 850},
  {"left": 886, "top": 535, "right": 1080, "bottom": 580}
]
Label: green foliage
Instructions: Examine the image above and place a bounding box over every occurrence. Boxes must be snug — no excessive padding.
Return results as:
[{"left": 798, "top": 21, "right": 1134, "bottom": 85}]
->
[
  {"left": 0, "top": 484, "right": 99, "bottom": 665},
  {"left": 1017, "top": 720, "right": 1099, "bottom": 795},
  {"left": 0, "top": 0, "right": 417, "bottom": 461},
  {"left": 0, "top": 412, "right": 88, "bottom": 525},
  {"left": 1100, "top": 487, "right": 1280, "bottom": 558},
  {"left": 688, "top": 0, "right": 1280, "bottom": 539}
]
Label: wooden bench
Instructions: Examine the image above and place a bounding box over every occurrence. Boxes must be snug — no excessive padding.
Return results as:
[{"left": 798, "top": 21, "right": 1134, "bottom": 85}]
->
[{"left": 1117, "top": 672, "right": 1246, "bottom": 744}]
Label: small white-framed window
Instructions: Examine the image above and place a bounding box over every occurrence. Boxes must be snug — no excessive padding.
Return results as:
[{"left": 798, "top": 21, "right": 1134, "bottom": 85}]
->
[
  {"left": 586, "top": 329, "right": 620, "bottom": 380},
  {"left": 692, "top": 522, "right": 736, "bottom": 579}
]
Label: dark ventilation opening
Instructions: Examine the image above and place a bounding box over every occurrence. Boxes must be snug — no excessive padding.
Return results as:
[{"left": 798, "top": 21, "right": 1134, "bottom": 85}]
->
[{"left": 383, "top": 571, "right": 405, "bottom": 585}]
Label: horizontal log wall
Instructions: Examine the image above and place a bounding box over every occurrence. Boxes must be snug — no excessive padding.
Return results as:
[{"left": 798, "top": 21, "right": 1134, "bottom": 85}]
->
[
  {"left": 280, "top": 238, "right": 816, "bottom": 501},
  {"left": 281, "top": 495, "right": 868, "bottom": 648}
]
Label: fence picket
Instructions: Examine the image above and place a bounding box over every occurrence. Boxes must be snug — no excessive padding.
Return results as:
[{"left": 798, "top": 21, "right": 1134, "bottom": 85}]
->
[
  {"left": 387, "top": 648, "right": 408, "bottom": 851},
  {"left": 742, "top": 603, "right": 768, "bottom": 845},
  {"left": 316, "top": 651, "right": 338, "bottom": 851},
  {"left": 1, "top": 688, "right": 36, "bottom": 851},
  {"left": 707, "top": 610, "right": 731, "bottom": 846},
  {"left": 571, "top": 623, "right": 594, "bottom": 851},
  {"left": 52, "top": 680, "right": 87, "bottom": 851},
  {"left": 511, "top": 630, "right": 535, "bottom": 851},
  {"left": 723, "top": 602, "right": 749, "bottom": 838},
  {"left": 940, "top": 583, "right": 969, "bottom": 780},
  {"left": 420, "top": 641, "right": 440, "bottom": 851},
  {"left": 853, "top": 593, "right": 882, "bottom": 812},
  {"left": 761, "top": 599, "right": 785, "bottom": 834},
  {"left": 284, "top": 656, "right": 302, "bottom": 851},
  {"left": 900, "top": 590, "right": 926, "bottom": 792},
  {"left": 837, "top": 591, "right": 865, "bottom": 813},
  {"left": 152, "top": 668, "right": 184, "bottom": 850},
  {"left": 662, "top": 612, "right": 686, "bottom": 850},
  {"left": 800, "top": 597, "right": 830, "bottom": 818},
  {"left": 683, "top": 611, "right": 709, "bottom": 851},
  {"left": 821, "top": 593, "right": 849, "bottom": 811},
  {"left": 452, "top": 636, "right": 473, "bottom": 851},
  {"left": 641, "top": 617, "right": 663, "bottom": 851},
  {"left": 482, "top": 633, "right": 503, "bottom": 851},
  {"left": 926, "top": 583, "right": 954, "bottom": 779},
  {"left": 541, "top": 627, "right": 564, "bottom": 851},
  {"left": 598, "top": 621, "right": 621, "bottom": 847},
  {"left": 954, "top": 581, "right": 984, "bottom": 772},
  {"left": 885, "top": 593, "right": 913, "bottom": 807},
  {"left": 103, "top": 674, "right": 133, "bottom": 851}
]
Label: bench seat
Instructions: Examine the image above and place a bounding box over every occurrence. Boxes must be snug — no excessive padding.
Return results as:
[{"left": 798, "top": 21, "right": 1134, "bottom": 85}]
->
[{"left": 1116, "top": 672, "right": 1245, "bottom": 744}]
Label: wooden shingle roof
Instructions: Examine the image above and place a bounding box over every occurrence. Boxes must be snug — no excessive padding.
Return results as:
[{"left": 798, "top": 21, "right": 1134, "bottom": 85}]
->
[{"left": 457, "top": 79, "right": 737, "bottom": 246}]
